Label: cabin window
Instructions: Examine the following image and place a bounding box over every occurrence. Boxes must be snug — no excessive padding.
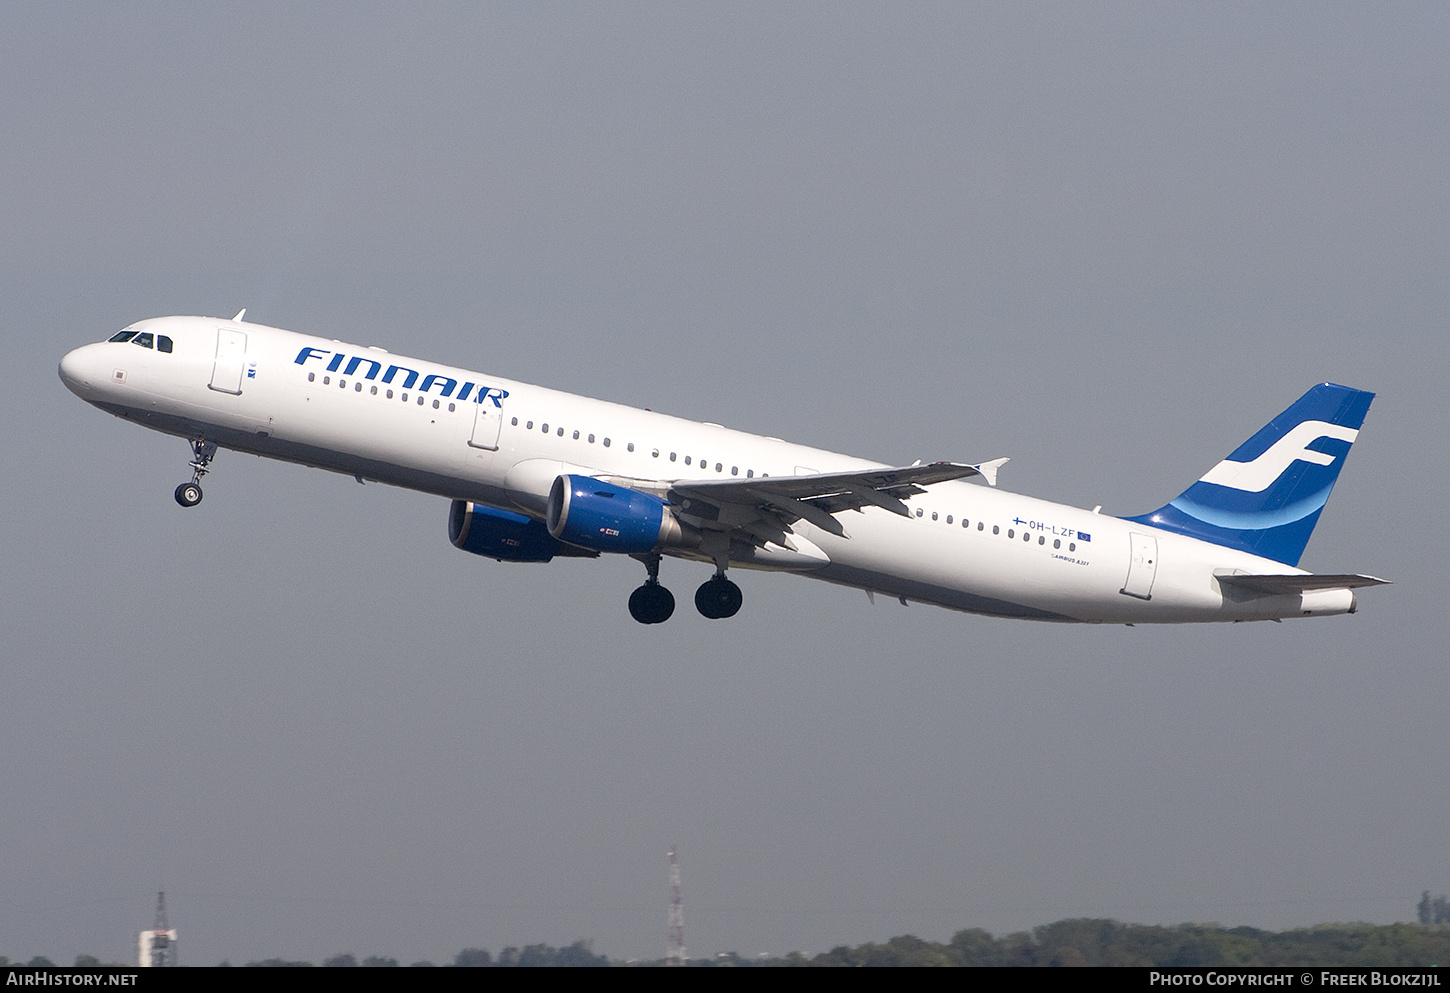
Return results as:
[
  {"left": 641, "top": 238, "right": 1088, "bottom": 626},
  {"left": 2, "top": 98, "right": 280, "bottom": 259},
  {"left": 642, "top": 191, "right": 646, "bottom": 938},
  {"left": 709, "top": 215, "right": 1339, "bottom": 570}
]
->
[
  {"left": 1023, "top": 533, "right": 1030, "bottom": 542},
  {"left": 573, "top": 430, "right": 580, "bottom": 440},
  {"left": 557, "top": 427, "right": 564, "bottom": 436},
  {"left": 992, "top": 525, "right": 999, "bottom": 535},
  {"left": 108, "top": 330, "right": 138, "bottom": 342},
  {"left": 931, "top": 512, "right": 938, "bottom": 521},
  {"left": 603, "top": 438, "right": 611, "bottom": 447},
  {"left": 746, "top": 469, "right": 753, "bottom": 478},
  {"left": 157, "top": 336, "right": 173, "bottom": 353},
  {"left": 652, "top": 449, "right": 659, "bottom": 458},
  {"left": 1053, "top": 539, "right": 1060, "bottom": 549},
  {"left": 433, "top": 399, "right": 440, "bottom": 409},
  {"left": 670, "top": 452, "right": 677, "bottom": 462},
  {"left": 626, "top": 442, "right": 634, "bottom": 452},
  {"left": 1069, "top": 542, "right": 1076, "bottom": 552},
  {"left": 915, "top": 508, "right": 924, "bottom": 518},
  {"left": 1038, "top": 536, "right": 1045, "bottom": 545},
  {"left": 541, "top": 423, "right": 548, "bottom": 433},
  {"left": 387, "top": 390, "right": 394, "bottom": 399},
  {"left": 448, "top": 402, "right": 455, "bottom": 411},
  {"left": 371, "top": 386, "right": 378, "bottom": 395},
  {"left": 715, "top": 462, "right": 722, "bottom": 472},
  {"left": 946, "top": 515, "right": 952, "bottom": 524},
  {"left": 526, "top": 421, "right": 533, "bottom": 429},
  {"left": 323, "top": 376, "right": 331, "bottom": 385},
  {"left": 511, "top": 417, "right": 518, "bottom": 426},
  {"left": 401, "top": 392, "right": 408, "bottom": 401},
  {"left": 355, "top": 382, "right": 362, "bottom": 392},
  {"left": 731, "top": 466, "right": 738, "bottom": 475},
  {"left": 977, "top": 521, "right": 984, "bottom": 531},
  {"left": 308, "top": 372, "right": 316, "bottom": 382},
  {"left": 339, "top": 379, "right": 347, "bottom": 388},
  {"left": 588, "top": 434, "right": 595, "bottom": 443},
  {"left": 1007, "top": 529, "right": 1014, "bottom": 538},
  {"left": 418, "top": 396, "right": 425, "bottom": 405},
  {"left": 684, "top": 456, "right": 691, "bottom": 465}
]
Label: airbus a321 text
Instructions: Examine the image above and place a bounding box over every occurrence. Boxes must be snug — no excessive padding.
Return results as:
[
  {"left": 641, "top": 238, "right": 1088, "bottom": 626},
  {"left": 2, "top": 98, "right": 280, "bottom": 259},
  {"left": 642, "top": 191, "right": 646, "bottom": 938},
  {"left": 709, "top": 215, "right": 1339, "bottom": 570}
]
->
[{"left": 59, "top": 313, "right": 1387, "bottom": 625}]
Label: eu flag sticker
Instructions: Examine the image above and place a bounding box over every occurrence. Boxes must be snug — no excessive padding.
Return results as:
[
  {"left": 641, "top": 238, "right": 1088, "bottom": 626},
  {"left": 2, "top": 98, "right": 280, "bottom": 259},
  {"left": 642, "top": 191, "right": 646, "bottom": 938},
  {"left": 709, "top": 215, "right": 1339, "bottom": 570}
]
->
[{"left": 1077, "top": 532, "right": 1091, "bottom": 542}]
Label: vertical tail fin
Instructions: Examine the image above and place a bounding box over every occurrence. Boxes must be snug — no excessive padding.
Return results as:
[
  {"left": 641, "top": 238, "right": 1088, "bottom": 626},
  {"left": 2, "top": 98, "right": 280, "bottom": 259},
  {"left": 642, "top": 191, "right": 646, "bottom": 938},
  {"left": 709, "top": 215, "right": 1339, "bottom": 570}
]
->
[{"left": 1124, "top": 383, "right": 1374, "bottom": 566}]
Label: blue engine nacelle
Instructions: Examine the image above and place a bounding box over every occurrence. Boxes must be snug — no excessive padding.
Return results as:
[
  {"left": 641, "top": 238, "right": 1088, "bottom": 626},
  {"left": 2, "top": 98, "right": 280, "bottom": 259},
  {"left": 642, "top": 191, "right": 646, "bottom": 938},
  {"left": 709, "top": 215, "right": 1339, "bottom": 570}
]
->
[
  {"left": 449, "top": 500, "right": 559, "bottom": 562},
  {"left": 546, "top": 475, "right": 675, "bottom": 554}
]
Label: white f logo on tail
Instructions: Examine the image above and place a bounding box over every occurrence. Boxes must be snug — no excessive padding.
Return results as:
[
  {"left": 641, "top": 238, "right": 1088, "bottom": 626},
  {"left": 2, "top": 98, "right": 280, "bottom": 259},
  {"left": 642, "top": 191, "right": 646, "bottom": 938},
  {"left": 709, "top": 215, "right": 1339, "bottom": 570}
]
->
[{"left": 1198, "top": 421, "right": 1359, "bottom": 493}]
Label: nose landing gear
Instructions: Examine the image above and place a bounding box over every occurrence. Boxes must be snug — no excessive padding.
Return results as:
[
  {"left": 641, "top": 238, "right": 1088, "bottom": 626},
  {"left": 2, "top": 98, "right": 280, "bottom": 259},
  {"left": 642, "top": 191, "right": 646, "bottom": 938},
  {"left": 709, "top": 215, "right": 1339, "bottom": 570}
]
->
[
  {"left": 174, "top": 438, "right": 217, "bottom": 507},
  {"left": 174, "top": 482, "right": 203, "bottom": 507}
]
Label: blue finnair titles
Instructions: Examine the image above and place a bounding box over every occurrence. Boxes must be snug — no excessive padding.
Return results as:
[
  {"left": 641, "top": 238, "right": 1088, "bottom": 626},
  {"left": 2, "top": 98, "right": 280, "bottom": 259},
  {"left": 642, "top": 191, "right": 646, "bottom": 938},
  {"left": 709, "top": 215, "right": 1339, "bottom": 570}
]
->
[{"left": 1125, "top": 383, "right": 1374, "bottom": 566}]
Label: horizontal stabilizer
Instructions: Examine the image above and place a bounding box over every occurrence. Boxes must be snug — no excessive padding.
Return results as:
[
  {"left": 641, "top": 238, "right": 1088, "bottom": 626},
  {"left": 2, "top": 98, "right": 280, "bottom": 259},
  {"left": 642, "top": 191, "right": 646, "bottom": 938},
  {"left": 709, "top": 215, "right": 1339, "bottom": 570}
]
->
[{"left": 1217, "top": 573, "right": 1390, "bottom": 595}]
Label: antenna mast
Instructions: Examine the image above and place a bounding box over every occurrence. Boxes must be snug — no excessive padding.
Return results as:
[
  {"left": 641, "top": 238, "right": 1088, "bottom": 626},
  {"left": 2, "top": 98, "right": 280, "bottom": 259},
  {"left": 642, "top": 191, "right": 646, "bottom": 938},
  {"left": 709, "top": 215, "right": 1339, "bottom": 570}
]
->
[
  {"left": 666, "top": 847, "right": 687, "bottom": 966},
  {"left": 139, "top": 891, "right": 177, "bottom": 967}
]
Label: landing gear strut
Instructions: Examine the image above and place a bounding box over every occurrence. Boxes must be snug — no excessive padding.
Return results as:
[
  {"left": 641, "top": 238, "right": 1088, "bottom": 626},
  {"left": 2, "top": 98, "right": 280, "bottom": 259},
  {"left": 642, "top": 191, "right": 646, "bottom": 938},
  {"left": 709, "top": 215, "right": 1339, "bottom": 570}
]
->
[
  {"left": 628, "top": 551, "right": 676, "bottom": 625},
  {"left": 174, "top": 437, "right": 216, "bottom": 507}
]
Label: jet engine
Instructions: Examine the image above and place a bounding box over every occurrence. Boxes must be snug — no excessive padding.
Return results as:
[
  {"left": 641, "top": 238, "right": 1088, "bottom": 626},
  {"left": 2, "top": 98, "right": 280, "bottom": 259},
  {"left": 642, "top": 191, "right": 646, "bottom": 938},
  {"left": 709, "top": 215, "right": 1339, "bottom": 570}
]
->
[
  {"left": 448, "top": 500, "right": 560, "bottom": 562},
  {"left": 546, "top": 475, "right": 687, "bottom": 554}
]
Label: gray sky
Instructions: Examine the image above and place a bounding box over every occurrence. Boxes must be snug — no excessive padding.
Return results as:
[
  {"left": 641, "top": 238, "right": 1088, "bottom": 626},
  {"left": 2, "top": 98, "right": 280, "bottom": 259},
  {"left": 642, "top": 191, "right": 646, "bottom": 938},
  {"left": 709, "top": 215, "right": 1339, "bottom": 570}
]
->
[{"left": 3, "top": 1, "right": 1446, "bottom": 965}]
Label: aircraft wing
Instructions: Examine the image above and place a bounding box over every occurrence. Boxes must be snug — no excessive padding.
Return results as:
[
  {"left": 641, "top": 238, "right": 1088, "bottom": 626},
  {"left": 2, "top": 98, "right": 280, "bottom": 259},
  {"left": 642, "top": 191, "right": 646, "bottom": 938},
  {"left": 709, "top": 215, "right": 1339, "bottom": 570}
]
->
[{"left": 663, "top": 459, "right": 1007, "bottom": 543}]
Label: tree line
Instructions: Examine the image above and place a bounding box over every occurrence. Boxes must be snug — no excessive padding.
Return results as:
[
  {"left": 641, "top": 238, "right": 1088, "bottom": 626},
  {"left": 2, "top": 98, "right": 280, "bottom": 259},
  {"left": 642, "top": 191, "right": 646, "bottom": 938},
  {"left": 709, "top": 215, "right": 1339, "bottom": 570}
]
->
[{"left": 7, "top": 904, "right": 1449, "bottom": 968}]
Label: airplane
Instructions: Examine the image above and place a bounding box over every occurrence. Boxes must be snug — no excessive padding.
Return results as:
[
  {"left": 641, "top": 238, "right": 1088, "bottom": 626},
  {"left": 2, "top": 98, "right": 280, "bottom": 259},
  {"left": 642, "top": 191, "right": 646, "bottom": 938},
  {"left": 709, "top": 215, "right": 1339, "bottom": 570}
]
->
[{"left": 58, "top": 312, "right": 1387, "bottom": 625}]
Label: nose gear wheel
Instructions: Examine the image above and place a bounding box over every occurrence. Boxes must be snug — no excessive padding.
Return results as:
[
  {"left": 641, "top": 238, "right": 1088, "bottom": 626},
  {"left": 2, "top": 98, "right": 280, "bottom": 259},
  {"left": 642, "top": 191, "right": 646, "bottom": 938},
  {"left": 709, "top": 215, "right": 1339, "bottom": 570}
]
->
[{"left": 175, "top": 437, "right": 217, "bottom": 507}]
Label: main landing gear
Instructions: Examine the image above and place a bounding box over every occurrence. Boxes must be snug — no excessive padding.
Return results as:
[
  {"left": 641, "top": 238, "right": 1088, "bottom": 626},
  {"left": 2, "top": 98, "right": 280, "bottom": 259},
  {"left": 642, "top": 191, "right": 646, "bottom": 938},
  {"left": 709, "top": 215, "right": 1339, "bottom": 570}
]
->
[
  {"left": 628, "top": 551, "right": 676, "bottom": 624},
  {"left": 629, "top": 581, "right": 676, "bottom": 625},
  {"left": 174, "top": 437, "right": 216, "bottom": 507},
  {"left": 627, "top": 552, "right": 744, "bottom": 624},
  {"left": 695, "top": 574, "right": 742, "bottom": 619}
]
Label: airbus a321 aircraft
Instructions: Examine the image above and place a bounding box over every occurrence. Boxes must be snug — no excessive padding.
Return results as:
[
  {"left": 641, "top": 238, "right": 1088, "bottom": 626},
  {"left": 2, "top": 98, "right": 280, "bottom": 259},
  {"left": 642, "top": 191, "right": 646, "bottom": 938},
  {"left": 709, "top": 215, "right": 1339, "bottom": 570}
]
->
[{"left": 59, "top": 313, "right": 1387, "bottom": 625}]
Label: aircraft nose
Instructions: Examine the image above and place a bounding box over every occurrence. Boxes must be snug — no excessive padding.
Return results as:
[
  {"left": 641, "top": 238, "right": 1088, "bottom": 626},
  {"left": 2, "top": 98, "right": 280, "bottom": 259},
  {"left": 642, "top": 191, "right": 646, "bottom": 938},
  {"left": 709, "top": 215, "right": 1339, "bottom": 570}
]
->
[{"left": 58, "top": 345, "right": 95, "bottom": 395}]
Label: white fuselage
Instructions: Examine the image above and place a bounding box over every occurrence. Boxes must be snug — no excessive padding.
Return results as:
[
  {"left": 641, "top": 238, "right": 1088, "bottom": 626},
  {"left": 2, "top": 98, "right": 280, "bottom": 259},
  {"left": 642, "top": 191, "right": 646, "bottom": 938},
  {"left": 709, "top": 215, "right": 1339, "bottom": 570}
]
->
[{"left": 58, "top": 315, "right": 1356, "bottom": 624}]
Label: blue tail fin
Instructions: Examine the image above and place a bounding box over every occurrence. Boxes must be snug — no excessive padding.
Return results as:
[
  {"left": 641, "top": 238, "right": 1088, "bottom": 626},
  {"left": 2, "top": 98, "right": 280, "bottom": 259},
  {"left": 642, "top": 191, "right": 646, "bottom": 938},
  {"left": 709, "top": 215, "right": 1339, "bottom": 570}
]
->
[{"left": 1124, "top": 383, "right": 1374, "bottom": 566}]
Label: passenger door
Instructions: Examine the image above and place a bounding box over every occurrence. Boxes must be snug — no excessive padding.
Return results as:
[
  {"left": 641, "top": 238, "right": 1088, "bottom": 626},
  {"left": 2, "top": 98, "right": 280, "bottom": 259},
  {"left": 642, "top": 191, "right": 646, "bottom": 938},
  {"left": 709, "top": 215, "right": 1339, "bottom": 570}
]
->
[
  {"left": 208, "top": 329, "right": 247, "bottom": 395},
  {"left": 1120, "top": 532, "right": 1158, "bottom": 600}
]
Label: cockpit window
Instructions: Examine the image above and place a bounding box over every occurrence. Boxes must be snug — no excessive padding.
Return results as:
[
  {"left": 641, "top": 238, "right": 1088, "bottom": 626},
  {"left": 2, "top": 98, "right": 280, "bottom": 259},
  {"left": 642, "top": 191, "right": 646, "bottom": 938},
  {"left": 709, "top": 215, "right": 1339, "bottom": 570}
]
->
[
  {"left": 157, "top": 335, "right": 173, "bottom": 353},
  {"left": 108, "top": 330, "right": 138, "bottom": 343},
  {"left": 131, "top": 332, "right": 154, "bottom": 348}
]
